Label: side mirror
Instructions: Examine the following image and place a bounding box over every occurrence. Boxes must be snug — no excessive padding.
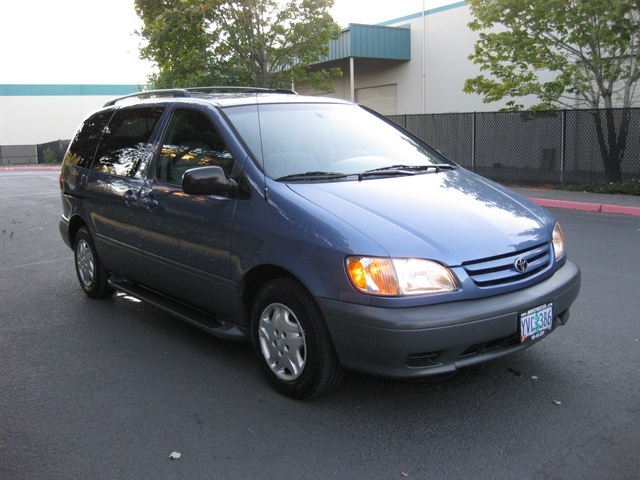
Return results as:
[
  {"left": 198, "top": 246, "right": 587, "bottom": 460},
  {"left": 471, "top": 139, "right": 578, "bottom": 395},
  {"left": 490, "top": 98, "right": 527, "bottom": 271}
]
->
[{"left": 182, "top": 166, "right": 237, "bottom": 196}]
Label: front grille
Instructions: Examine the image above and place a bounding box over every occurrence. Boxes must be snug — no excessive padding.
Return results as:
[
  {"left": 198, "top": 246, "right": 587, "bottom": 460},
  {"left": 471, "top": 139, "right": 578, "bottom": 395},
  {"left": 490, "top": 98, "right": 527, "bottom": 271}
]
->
[
  {"left": 406, "top": 351, "right": 442, "bottom": 368},
  {"left": 462, "top": 243, "right": 551, "bottom": 287},
  {"left": 405, "top": 333, "right": 521, "bottom": 369},
  {"left": 458, "top": 333, "right": 521, "bottom": 358}
]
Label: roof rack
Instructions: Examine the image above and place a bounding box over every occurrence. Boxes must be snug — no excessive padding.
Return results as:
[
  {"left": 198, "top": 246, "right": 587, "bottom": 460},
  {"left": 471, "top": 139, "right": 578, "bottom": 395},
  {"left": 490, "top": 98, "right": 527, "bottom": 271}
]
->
[
  {"left": 103, "top": 89, "right": 191, "bottom": 107},
  {"left": 103, "top": 86, "right": 297, "bottom": 107},
  {"left": 185, "top": 86, "right": 298, "bottom": 95}
]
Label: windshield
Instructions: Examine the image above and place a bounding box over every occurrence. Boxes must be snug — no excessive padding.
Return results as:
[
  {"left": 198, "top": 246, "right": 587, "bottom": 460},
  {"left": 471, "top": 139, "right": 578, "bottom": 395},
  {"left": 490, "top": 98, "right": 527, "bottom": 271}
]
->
[{"left": 223, "top": 103, "right": 453, "bottom": 180}]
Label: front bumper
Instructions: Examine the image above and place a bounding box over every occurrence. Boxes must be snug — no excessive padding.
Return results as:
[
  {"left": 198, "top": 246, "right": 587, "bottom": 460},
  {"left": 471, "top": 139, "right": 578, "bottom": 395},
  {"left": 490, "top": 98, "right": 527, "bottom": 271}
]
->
[{"left": 318, "top": 261, "right": 581, "bottom": 378}]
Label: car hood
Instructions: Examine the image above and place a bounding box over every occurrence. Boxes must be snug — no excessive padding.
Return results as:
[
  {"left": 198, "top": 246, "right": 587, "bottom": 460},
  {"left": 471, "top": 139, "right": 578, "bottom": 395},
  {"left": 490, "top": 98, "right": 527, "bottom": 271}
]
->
[{"left": 286, "top": 169, "right": 555, "bottom": 265}]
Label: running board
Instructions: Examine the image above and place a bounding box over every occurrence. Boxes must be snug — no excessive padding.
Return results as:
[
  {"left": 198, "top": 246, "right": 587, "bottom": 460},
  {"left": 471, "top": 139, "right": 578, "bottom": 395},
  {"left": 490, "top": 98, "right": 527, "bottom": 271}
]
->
[{"left": 108, "top": 277, "right": 248, "bottom": 341}]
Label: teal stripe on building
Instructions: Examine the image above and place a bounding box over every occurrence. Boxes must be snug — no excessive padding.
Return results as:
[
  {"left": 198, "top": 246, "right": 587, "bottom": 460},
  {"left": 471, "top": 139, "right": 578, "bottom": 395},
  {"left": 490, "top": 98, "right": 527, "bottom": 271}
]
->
[
  {"left": 378, "top": 1, "right": 468, "bottom": 26},
  {"left": 0, "top": 84, "right": 150, "bottom": 96}
]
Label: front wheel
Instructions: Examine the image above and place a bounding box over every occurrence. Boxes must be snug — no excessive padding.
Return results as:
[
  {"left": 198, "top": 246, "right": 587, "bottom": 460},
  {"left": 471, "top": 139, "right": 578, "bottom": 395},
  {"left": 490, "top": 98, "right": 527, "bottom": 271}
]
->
[
  {"left": 251, "top": 278, "right": 344, "bottom": 399},
  {"left": 74, "top": 227, "right": 114, "bottom": 299}
]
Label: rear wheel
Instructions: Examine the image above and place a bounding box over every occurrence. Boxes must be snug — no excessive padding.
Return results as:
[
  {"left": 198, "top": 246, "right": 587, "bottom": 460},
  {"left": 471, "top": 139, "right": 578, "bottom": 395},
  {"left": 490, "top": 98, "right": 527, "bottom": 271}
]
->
[
  {"left": 251, "top": 278, "right": 344, "bottom": 399},
  {"left": 74, "top": 227, "right": 114, "bottom": 299}
]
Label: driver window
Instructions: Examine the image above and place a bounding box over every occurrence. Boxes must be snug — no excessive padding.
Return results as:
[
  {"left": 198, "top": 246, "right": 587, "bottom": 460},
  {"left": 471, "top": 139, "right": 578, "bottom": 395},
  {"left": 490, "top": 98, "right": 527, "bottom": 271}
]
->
[{"left": 157, "top": 109, "right": 235, "bottom": 185}]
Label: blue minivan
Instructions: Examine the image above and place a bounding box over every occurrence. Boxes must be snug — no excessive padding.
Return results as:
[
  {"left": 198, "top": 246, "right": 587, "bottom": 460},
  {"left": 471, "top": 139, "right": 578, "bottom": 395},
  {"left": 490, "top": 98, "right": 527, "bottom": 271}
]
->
[{"left": 59, "top": 88, "right": 581, "bottom": 398}]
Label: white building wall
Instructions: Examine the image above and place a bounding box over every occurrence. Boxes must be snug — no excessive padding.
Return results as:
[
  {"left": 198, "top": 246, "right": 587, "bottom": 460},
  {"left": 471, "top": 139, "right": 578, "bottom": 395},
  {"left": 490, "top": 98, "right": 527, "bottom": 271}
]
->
[
  {"left": 381, "top": 4, "right": 537, "bottom": 114},
  {"left": 0, "top": 95, "right": 114, "bottom": 145},
  {"left": 422, "top": 6, "right": 488, "bottom": 113},
  {"left": 303, "top": 2, "right": 541, "bottom": 115}
]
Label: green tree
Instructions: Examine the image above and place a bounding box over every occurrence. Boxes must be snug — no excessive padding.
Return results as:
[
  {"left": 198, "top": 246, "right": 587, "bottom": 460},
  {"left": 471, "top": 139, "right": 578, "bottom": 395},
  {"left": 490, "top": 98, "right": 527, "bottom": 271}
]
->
[
  {"left": 135, "top": 0, "right": 341, "bottom": 91},
  {"left": 135, "top": 1, "right": 219, "bottom": 88},
  {"left": 464, "top": 0, "right": 640, "bottom": 182}
]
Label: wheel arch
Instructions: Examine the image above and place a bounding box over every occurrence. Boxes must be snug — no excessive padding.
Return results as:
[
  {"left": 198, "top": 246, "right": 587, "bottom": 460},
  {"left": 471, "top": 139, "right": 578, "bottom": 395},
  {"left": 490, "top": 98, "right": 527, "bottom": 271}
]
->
[
  {"left": 67, "top": 214, "right": 89, "bottom": 248},
  {"left": 240, "top": 264, "right": 312, "bottom": 325}
]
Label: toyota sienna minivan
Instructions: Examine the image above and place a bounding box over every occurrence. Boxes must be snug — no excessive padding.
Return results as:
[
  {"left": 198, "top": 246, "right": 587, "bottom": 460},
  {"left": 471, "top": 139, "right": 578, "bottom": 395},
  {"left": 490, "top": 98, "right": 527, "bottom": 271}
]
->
[{"left": 59, "top": 87, "right": 581, "bottom": 398}]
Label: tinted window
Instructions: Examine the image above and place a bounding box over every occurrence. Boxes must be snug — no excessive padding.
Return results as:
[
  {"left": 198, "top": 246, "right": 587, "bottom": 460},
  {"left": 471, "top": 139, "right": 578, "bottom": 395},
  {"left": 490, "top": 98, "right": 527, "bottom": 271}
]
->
[
  {"left": 92, "top": 106, "right": 164, "bottom": 177},
  {"left": 65, "top": 109, "right": 114, "bottom": 168},
  {"left": 156, "top": 109, "right": 235, "bottom": 185}
]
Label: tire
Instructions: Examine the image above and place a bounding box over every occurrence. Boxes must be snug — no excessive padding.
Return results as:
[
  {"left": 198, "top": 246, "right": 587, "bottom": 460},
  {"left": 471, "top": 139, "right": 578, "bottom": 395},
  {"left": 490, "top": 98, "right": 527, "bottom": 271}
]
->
[
  {"left": 74, "top": 227, "right": 114, "bottom": 299},
  {"left": 251, "top": 278, "right": 344, "bottom": 399}
]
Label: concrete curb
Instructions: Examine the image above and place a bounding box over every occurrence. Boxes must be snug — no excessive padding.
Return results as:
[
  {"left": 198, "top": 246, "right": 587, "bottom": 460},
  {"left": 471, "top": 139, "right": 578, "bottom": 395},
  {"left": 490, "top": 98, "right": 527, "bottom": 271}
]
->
[{"left": 530, "top": 197, "right": 640, "bottom": 217}]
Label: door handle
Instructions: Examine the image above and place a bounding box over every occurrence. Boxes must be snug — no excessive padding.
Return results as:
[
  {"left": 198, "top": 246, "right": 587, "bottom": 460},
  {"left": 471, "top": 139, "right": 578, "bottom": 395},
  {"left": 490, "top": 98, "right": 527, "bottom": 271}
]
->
[
  {"left": 123, "top": 192, "right": 138, "bottom": 206},
  {"left": 140, "top": 197, "right": 159, "bottom": 211}
]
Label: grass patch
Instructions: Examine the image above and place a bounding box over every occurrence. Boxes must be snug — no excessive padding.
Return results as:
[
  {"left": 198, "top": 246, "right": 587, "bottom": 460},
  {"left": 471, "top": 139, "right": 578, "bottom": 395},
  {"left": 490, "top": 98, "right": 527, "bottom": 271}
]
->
[{"left": 562, "top": 179, "right": 640, "bottom": 196}]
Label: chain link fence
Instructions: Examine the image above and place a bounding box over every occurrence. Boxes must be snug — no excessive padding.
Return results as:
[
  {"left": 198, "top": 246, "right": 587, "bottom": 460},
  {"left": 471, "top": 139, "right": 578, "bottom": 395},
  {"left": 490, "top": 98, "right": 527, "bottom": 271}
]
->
[
  {"left": 37, "top": 139, "right": 70, "bottom": 164},
  {"left": 0, "top": 140, "right": 70, "bottom": 165},
  {"left": 389, "top": 108, "right": 640, "bottom": 186}
]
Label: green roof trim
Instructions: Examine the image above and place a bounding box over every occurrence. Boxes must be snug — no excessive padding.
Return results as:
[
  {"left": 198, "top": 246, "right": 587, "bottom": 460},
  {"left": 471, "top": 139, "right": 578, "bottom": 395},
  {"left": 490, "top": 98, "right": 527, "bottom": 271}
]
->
[
  {"left": 318, "top": 24, "right": 411, "bottom": 63},
  {"left": 0, "top": 84, "right": 150, "bottom": 96},
  {"left": 313, "top": 2, "right": 469, "bottom": 65}
]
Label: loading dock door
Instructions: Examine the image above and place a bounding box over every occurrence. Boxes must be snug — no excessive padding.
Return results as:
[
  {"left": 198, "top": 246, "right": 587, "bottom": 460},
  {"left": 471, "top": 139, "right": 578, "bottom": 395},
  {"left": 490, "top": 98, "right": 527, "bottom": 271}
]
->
[{"left": 355, "top": 84, "right": 398, "bottom": 115}]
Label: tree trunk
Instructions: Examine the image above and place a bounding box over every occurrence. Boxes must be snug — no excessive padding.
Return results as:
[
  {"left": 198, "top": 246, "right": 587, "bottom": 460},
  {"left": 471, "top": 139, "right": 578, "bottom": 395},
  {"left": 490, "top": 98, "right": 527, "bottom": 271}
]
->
[{"left": 592, "top": 108, "right": 629, "bottom": 183}]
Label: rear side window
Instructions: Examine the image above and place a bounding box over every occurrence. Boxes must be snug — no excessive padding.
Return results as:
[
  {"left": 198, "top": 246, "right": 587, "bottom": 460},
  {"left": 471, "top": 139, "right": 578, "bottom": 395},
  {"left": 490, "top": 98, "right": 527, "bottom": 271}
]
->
[
  {"left": 92, "top": 106, "right": 165, "bottom": 177},
  {"left": 64, "top": 110, "right": 114, "bottom": 168}
]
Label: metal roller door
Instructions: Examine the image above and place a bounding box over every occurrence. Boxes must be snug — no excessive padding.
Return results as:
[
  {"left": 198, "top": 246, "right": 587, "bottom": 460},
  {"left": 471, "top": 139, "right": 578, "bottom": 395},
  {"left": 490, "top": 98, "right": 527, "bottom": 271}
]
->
[{"left": 355, "top": 84, "right": 397, "bottom": 115}]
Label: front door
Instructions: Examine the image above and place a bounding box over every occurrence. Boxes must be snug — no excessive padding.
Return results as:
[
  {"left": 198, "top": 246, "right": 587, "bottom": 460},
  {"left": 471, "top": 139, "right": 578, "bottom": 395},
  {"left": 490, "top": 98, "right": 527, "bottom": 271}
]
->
[{"left": 135, "top": 107, "right": 240, "bottom": 319}]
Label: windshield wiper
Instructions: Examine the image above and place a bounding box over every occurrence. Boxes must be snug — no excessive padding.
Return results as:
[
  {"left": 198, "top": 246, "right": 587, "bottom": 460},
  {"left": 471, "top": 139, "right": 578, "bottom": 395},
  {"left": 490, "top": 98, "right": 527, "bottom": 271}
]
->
[
  {"left": 361, "top": 163, "right": 457, "bottom": 177},
  {"left": 276, "top": 171, "right": 348, "bottom": 181}
]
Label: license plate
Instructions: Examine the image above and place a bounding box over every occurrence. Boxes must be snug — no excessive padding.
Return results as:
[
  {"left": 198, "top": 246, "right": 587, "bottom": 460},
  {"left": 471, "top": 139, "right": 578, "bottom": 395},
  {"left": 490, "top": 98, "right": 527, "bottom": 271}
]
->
[{"left": 520, "top": 303, "right": 554, "bottom": 344}]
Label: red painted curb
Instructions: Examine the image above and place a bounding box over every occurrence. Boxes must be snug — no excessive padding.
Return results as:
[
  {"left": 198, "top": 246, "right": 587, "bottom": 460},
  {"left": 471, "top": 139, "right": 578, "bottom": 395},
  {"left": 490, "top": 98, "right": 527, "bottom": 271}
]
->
[
  {"left": 530, "top": 197, "right": 602, "bottom": 212},
  {"left": 601, "top": 204, "right": 640, "bottom": 216},
  {"left": 530, "top": 197, "right": 640, "bottom": 217},
  {"left": 0, "top": 166, "right": 61, "bottom": 171}
]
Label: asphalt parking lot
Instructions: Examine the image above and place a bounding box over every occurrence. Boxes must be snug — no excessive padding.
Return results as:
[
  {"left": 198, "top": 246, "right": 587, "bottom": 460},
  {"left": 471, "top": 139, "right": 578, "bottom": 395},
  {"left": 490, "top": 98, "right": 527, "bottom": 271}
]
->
[{"left": 1, "top": 169, "right": 639, "bottom": 479}]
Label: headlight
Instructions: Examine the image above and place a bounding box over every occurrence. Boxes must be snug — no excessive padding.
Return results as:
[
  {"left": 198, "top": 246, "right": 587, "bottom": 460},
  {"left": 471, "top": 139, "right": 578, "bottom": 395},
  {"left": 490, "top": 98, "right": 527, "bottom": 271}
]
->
[
  {"left": 552, "top": 222, "right": 565, "bottom": 260},
  {"left": 346, "top": 257, "right": 458, "bottom": 296}
]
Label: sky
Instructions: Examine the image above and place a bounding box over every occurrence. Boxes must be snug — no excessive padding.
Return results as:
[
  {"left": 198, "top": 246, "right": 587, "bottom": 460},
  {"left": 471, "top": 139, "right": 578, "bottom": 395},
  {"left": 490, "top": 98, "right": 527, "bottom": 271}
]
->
[{"left": 0, "top": 0, "right": 455, "bottom": 85}]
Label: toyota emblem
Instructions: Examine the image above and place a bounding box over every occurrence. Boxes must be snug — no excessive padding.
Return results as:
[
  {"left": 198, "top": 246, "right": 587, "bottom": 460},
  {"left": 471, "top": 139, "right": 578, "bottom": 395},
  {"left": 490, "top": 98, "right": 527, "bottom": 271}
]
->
[{"left": 514, "top": 257, "right": 529, "bottom": 273}]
